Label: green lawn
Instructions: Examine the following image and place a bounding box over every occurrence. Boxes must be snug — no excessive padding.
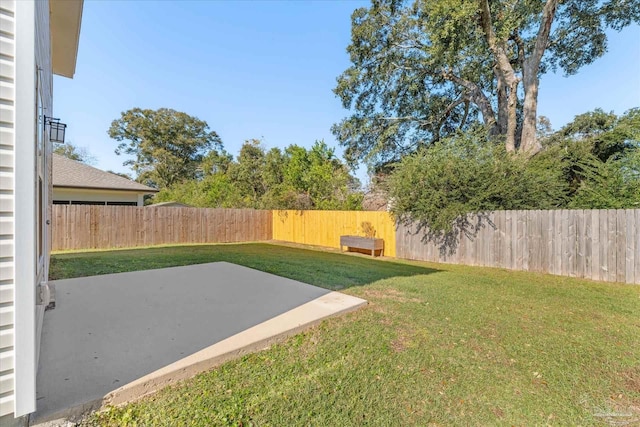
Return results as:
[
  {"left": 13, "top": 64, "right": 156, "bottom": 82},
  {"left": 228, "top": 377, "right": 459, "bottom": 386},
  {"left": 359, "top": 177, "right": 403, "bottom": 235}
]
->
[{"left": 50, "top": 243, "right": 640, "bottom": 426}]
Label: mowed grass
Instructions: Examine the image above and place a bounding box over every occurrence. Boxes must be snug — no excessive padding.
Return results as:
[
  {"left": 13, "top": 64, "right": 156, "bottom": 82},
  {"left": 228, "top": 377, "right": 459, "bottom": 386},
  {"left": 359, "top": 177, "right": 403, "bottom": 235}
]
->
[{"left": 50, "top": 243, "right": 640, "bottom": 426}]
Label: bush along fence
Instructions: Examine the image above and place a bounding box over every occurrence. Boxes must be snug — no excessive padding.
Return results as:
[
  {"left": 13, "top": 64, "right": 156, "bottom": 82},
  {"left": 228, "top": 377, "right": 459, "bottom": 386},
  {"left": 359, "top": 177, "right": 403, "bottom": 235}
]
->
[{"left": 51, "top": 205, "right": 639, "bottom": 284}]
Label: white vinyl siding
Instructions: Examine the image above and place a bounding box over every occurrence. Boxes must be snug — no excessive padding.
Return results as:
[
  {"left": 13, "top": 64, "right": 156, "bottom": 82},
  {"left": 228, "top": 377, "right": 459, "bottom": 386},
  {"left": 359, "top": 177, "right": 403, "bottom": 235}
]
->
[
  {"left": 53, "top": 188, "right": 144, "bottom": 206},
  {"left": 5, "top": 0, "right": 53, "bottom": 418},
  {"left": 1, "top": 0, "right": 80, "bottom": 419},
  {"left": 34, "top": 4, "right": 53, "bottom": 399},
  {"left": 0, "top": 0, "right": 16, "bottom": 418}
]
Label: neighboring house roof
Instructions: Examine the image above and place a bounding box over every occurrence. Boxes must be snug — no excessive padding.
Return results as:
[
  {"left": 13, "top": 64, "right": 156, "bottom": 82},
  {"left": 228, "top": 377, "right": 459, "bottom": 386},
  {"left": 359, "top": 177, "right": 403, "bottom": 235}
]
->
[
  {"left": 52, "top": 153, "right": 158, "bottom": 193},
  {"left": 148, "top": 201, "right": 192, "bottom": 207}
]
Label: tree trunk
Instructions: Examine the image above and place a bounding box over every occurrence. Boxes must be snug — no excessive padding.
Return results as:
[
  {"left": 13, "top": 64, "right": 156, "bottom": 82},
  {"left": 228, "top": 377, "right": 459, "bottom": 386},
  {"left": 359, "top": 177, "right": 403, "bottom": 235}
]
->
[
  {"left": 479, "top": 0, "right": 520, "bottom": 151},
  {"left": 519, "top": 0, "right": 559, "bottom": 156},
  {"left": 520, "top": 61, "right": 542, "bottom": 155},
  {"left": 496, "top": 67, "right": 508, "bottom": 136},
  {"left": 505, "top": 80, "right": 519, "bottom": 153}
]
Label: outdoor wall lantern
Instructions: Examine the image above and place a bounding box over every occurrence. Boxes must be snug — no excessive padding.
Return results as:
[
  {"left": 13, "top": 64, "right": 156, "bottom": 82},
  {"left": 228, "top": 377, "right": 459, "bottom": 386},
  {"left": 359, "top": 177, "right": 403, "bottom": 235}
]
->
[{"left": 44, "top": 116, "right": 67, "bottom": 143}]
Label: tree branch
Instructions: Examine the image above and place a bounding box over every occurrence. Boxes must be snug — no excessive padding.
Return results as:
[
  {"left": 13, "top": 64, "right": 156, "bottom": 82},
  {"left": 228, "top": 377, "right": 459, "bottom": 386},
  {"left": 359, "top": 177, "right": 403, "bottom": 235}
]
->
[
  {"left": 529, "top": 0, "right": 560, "bottom": 69},
  {"left": 390, "top": 40, "right": 425, "bottom": 51},
  {"left": 434, "top": 97, "right": 467, "bottom": 140},
  {"left": 379, "top": 116, "right": 423, "bottom": 121},
  {"left": 459, "top": 100, "right": 470, "bottom": 130},
  {"left": 478, "top": 0, "right": 518, "bottom": 85},
  {"left": 390, "top": 61, "right": 418, "bottom": 72},
  {"left": 510, "top": 31, "right": 525, "bottom": 71},
  {"left": 442, "top": 97, "right": 466, "bottom": 118},
  {"left": 441, "top": 70, "right": 497, "bottom": 131}
]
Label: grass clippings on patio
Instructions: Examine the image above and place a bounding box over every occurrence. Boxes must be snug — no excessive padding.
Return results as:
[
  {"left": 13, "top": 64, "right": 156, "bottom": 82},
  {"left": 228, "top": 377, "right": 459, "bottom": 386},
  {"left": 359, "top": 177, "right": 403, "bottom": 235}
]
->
[{"left": 50, "top": 243, "right": 640, "bottom": 426}]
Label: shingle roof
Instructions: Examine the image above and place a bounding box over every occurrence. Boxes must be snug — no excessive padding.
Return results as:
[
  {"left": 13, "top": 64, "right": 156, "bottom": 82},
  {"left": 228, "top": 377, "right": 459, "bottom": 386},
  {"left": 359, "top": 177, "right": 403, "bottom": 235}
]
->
[
  {"left": 52, "top": 153, "right": 158, "bottom": 193},
  {"left": 148, "top": 201, "right": 192, "bottom": 207}
]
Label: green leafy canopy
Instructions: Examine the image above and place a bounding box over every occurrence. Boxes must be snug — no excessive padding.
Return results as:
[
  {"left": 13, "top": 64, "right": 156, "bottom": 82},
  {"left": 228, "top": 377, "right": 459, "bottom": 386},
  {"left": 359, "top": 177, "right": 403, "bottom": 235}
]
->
[
  {"left": 333, "top": 0, "right": 640, "bottom": 167},
  {"left": 108, "top": 108, "right": 223, "bottom": 189},
  {"left": 154, "top": 140, "right": 363, "bottom": 210}
]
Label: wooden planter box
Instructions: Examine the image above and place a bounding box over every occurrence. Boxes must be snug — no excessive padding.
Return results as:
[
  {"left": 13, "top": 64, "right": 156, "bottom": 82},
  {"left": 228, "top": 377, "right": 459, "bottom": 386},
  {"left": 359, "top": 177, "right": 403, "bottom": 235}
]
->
[{"left": 340, "top": 235, "right": 384, "bottom": 257}]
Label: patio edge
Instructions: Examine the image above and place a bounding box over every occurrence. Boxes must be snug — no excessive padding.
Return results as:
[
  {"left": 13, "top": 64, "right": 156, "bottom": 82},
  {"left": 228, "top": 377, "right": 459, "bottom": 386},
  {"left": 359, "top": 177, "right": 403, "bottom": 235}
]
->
[{"left": 31, "top": 291, "right": 367, "bottom": 426}]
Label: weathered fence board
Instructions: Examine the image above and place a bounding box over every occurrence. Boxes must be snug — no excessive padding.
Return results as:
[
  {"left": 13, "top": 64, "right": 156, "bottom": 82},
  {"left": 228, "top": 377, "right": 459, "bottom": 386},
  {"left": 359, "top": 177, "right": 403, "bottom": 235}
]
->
[
  {"left": 396, "top": 209, "right": 640, "bottom": 285},
  {"left": 52, "top": 205, "right": 272, "bottom": 251},
  {"left": 590, "top": 210, "right": 599, "bottom": 281},
  {"left": 636, "top": 209, "right": 640, "bottom": 285}
]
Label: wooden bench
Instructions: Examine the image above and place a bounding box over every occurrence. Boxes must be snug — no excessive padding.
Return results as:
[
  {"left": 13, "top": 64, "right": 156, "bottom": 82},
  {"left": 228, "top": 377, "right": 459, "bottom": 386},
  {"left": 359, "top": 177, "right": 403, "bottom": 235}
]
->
[{"left": 340, "top": 235, "right": 384, "bottom": 257}]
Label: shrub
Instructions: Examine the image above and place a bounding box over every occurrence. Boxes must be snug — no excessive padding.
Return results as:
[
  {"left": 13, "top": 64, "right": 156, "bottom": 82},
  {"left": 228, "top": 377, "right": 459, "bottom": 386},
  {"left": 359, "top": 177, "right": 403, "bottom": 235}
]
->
[{"left": 388, "top": 131, "right": 566, "bottom": 233}]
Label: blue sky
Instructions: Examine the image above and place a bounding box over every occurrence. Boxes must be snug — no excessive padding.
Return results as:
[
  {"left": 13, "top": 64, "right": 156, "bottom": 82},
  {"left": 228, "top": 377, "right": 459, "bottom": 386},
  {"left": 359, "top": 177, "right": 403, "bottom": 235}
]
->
[{"left": 54, "top": 1, "right": 640, "bottom": 185}]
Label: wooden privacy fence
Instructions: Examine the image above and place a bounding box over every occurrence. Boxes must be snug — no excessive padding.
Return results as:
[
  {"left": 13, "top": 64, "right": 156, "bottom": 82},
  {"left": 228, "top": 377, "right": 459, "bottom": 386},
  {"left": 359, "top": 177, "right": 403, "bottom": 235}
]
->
[
  {"left": 272, "top": 210, "right": 397, "bottom": 257},
  {"left": 52, "top": 206, "right": 639, "bottom": 284},
  {"left": 396, "top": 209, "right": 640, "bottom": 285},
  {"left": 52, "top": 205, "right": 272, "bottom": 251}
]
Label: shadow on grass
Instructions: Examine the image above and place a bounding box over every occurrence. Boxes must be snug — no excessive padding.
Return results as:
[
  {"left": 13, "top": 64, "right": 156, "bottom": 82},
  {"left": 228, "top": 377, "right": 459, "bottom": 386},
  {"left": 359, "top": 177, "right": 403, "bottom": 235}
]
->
[{"left": 49, "top": 243, "right": 439, "bottom": 291}]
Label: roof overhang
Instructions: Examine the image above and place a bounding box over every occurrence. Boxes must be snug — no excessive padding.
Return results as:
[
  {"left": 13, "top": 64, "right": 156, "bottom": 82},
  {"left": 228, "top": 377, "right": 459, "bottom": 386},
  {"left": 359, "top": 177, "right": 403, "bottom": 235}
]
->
[
  {"left": 53, "top": 185, "right": 159, "bottom": 194},
  {"left": 50, "top": 0, "right": 84, "bottom": 78}
]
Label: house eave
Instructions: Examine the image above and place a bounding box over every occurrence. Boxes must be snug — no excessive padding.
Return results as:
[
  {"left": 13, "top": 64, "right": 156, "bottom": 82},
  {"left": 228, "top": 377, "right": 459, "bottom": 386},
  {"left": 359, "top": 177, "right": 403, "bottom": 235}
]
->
[
  {"left": 50, "top": 0, "right": 84, "bottom": 78},
  {"left": 53, "top": 185, "right": 159, "bottom": 194}
]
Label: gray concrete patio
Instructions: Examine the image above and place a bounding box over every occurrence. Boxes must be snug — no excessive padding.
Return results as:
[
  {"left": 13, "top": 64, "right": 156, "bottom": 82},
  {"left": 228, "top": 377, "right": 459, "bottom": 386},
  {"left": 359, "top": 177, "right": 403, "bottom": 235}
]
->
[{"left": 33, "top": 262, "right": 366, "bottom": 425}]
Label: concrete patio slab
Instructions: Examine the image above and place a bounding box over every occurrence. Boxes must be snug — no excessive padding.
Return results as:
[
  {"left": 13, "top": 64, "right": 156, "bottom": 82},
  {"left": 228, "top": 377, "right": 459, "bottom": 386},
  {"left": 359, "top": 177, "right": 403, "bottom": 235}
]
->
[{"left": 33, "top": 262, "right": 366, "bottom": 425}]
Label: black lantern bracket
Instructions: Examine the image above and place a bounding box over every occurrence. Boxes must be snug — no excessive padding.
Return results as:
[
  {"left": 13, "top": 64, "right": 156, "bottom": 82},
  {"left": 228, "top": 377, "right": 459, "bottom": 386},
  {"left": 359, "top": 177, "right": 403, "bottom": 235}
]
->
[{"left": 44, "top": 116, "right": 67, "bottom": 144}]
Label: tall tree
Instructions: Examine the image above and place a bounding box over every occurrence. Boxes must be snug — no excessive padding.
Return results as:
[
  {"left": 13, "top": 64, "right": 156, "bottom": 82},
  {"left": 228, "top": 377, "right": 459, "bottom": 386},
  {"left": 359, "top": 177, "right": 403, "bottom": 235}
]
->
[
  {"left": 200, "top": 149, "right": 234, "bottom": 177},
  {"left": 548, "top": 108, "right": 640, "bottom": 162},
  {"left": 276, "top": 141, "right": 362, "bottom": 210},
  {"left": 108, "top": 108, "right": 222, "bottom": 188},
  {"left": 539, "top": 108, "right": 640, "bottom": 205},
  {"left": 153, "top": 140, "right": 363, "bottom": 210},
  {"left": 333, "top": 0, "right": 639, "bottom": 166},
  {"left": 227, "top": 139, "right": 268, "bottom": 205}
]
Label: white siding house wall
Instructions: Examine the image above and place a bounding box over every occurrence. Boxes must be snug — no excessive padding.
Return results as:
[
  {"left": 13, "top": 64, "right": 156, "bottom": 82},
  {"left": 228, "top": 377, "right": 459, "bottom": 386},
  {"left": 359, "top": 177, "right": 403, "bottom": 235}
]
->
[
  {"left": 32, "top": 0, "right": 54, "bottom": 418},
  {"left": 0, "top": 0, "right": 17, "bottom": 417},
  {"left": 1, "top": 0, "right": 53, "bottom": 418},
  {"left": 53, "top": 188, "right": 144, "bottom": 205}
]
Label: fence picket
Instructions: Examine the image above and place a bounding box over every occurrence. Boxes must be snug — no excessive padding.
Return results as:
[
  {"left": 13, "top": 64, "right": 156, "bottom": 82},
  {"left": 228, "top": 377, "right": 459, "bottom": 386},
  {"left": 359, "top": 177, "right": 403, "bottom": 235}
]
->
[
  {"left": 583, "top": 210, "right": 591, "bottom": 279},
  {"left": 607, "top": 211, "right": 617, "bottom": 282},
  {"left": 625, "top": 209, "right": 634, "bottom": 283},
  {"left": 616, "top": 209, "right": 626, "bottom": 283}
]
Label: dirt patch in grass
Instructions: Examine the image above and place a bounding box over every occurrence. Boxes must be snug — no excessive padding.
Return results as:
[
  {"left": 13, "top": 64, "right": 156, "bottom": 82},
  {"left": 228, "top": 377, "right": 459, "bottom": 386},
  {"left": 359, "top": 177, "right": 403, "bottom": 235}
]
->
[
  {"left": 390, "top": 320, "right": 429, "bottom": 353},
  {"left": 361, "top": 288, "right": 422, "bottom": 303},
  {"left": 378, "top": 316, "right": 393, "bottom": 325},
  {"left": 623, "top": 367, "right": 640, "bottom": 394},
  {"left": 391, "top": 332, "right": 411, "bottom": 353},
  {"left": 491, "top": 406, "right": 505, "bottom": 419}
]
